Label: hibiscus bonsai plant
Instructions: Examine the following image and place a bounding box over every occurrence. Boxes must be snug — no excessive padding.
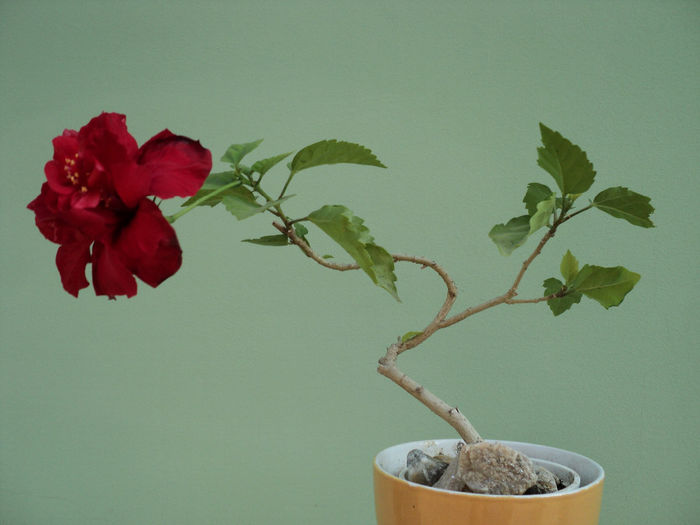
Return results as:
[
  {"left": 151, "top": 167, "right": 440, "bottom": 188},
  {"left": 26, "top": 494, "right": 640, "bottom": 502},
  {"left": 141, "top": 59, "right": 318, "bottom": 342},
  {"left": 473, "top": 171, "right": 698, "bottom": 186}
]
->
[{"left": 28, "top": 113, "right": 654, "bottom": 500}]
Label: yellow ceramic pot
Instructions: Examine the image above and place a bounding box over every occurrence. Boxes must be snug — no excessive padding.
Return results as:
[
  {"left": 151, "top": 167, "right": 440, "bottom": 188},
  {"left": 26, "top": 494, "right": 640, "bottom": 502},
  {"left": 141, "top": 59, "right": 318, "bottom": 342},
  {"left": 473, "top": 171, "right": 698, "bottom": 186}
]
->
[{"left": 374, "top": 439, "right": 604, "bottom": 525}]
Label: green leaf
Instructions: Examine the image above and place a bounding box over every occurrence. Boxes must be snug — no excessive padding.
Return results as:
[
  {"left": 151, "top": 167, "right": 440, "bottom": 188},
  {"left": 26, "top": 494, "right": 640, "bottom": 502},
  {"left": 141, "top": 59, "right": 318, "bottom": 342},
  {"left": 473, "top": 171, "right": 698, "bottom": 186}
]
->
[
  {"left": 560, "top": 250, "right": 579, "bottom": 285},
  {"left": 221, "top": 187, "right": 261, "bottom": 219},
  {"left": 294, "top": 223, "right": 310, "bottom": 245},
  {"left": 221, "top": 189, "right": 293, "bottom": 221},
  {"left": 291, "top": 140, "right": 386, "bottom": 173},
  {"left": 221, "top": 139, "right": 264, "bottom": 167},
  {"left": 543, "top": 277, "right": 563, "bottom": 296},
  {"left": 543, "top": 277, "right": 582, "bottom": 316},
  {"left": 294, "top": 223, "right": 309, "bottom": 236},
  {"left": 365, "top": 244, "right": 399, "bottom": 301},
  {"left": 242, "top": 235, "right": 290, "bottom": 246},
  {"left": 537, "top": 124, "right": 596, "bottom": 196},
  {"left": 251, "top": 152, "right": 293, "bottom": 176},
  {"left": 569, "top": 264, "right": 641, "bottom": 309},
  {"left": 593, "top": 186, "right": 655, "bottom": 228},
  {"left": 490, "top": 185, "right": 555, "bottom": 254},
  {"left": 201, "top": 171, "right": 239, "bottom": 190},
  {"left": 308, "top": 205, "right": 399, "bottom": 300},
  {"left": 488, "top": 215, "right": 530, "bottom": 255},
  {"left": 181, "top": 171, "right": 241, "bottom": 207},
  {"left": 529, "top": 193, "right": 556, "bottom": 234},
  {"left": 401, "top": 331, "right": 423, "bottom": 343},
  {"left": 308, "top": 206, "right": 372, "bottom": 263},
  {"left": 523, "top": 183, "right": 553, "bottom": 215}
]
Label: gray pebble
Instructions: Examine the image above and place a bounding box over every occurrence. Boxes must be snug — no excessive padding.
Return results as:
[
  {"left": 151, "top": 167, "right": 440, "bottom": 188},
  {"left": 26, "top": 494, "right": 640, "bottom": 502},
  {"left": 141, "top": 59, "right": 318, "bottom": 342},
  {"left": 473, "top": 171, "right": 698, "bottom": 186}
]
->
[{"left": 405, "top": 449, "right": 449, "bottom": 486}]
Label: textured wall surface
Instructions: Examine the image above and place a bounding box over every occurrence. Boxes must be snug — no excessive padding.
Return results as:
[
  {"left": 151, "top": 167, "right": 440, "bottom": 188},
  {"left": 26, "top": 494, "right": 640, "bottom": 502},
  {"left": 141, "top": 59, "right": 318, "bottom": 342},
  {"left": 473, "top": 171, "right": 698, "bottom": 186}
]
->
[{"left": 2, "top": 1, "right": 698, "bottom": 523}]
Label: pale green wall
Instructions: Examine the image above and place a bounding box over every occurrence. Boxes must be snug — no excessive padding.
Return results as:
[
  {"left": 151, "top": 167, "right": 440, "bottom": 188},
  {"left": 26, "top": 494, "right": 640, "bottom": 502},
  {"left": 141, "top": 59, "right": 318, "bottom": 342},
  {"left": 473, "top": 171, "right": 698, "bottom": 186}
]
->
[{"left": 1, "top": 1, "right": 698, "bottom": 523}]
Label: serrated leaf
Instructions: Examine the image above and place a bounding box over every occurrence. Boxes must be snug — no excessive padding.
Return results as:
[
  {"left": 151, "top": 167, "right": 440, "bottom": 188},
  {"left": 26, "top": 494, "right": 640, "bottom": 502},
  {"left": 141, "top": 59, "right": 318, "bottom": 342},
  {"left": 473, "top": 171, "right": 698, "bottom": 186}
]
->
[
  {"left": 308, "top": 205, "right": 399, "bottom": 300},
  {"left": 242, "top": 234, "right": 290, "bottom": 246},
  {"left": 491, "top": 186, "right": 555, "bottom": 254},
  {"left": 200, "top": 171, "right": 239, "bottom": 190},
  {"left": 569, "top": 264, "right": 641, "bottom": 308},
  {"left": 221, "top": 189, "right": 293, "bottom": 221},
  {"left": 291, "top": 140, "right": 386, "bottom": 173},
  {"left": 550, "top": 295, "right": 582, "bottom": 316},
  {"left": 529, "top": 193, "right": 556, "bottom": 234},
  {"left": 251, "top": 151, "right": 293, "bottom": 176},
  {"left": 593, "top": 186, "right": 655, "bottom": 228},
  {"left": 308, "top": 206, "right": 372, "bottom": 263},
  {"left": 181, "top": 171, "right": 242, "bottom": 207},
  {"left": 543, "top": 277, "right": 582, "bottom": 316},
  {"left": 221, "top": 139, "right": 264, "bottom": 167},
  {"left": 543, "top": 277, "right": 564, "bottom": 296},
  {"left": 560, "top": 250, "right": 579, "bottom": 284},
  {"left": 488, "top": 215, "right": 530, "bottom": 255},
  {"left": 523, "top": 183, "right": 554, "bottom": 215},
  {"left": 365, "top": 244, "right": 399, "bottom": 301},
  {"left": 221, "top": 187, "right": 261, "bottom": 219},
  {"left": 537, "top": 124, "right": 596, "bottom": 196},
  {"left": 401, "top": 331, "right": 423, "bottom": 343}
]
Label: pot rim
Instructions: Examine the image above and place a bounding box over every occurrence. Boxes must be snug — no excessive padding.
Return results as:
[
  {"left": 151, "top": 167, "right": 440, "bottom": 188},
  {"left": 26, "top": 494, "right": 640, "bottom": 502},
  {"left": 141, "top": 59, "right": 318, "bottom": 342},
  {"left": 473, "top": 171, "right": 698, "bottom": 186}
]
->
[{"left": 374, "top": 438, "right": 604, "bottom": 499}]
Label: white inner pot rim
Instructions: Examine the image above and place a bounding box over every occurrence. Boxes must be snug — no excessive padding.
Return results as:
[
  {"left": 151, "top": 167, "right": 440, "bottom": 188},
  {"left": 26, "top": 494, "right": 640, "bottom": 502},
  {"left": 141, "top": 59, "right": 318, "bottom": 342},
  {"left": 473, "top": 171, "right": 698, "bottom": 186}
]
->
[
  {"left": 375, "top": 439, "right": 604, "bottom": 498},
  {"left": 530, "top": 458, "right": 581, "bottom": 494}
]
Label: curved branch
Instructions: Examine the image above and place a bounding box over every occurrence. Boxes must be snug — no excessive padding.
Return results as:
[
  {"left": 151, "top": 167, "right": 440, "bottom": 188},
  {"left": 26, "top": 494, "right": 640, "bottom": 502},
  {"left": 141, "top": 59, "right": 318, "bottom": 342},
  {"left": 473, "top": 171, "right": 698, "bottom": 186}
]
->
[
  {"left": 274, "top": 222, "right": 458, "bottom": 347},
  {"left": 272, "top": 222, "right": 359, "bottom": 271},
  {"left": 272, "top": 217, "right": 563, "bottom": 445},
  {"left": 439, "top": 293, "right": 510, "bottom": 329},
  {"left": 378, "top": 344, "right": 482, "bottom": 444},
  {"left": 391, "top": 255, "right": 457, "bottom": 353}
]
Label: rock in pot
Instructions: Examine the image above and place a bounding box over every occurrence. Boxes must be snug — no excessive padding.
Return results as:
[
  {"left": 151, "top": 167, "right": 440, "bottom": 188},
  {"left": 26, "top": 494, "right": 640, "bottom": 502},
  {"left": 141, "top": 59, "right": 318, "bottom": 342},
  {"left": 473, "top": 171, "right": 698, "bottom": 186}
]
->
[{"left": 404, "top": 449, "right": 450, "bottom": 486}]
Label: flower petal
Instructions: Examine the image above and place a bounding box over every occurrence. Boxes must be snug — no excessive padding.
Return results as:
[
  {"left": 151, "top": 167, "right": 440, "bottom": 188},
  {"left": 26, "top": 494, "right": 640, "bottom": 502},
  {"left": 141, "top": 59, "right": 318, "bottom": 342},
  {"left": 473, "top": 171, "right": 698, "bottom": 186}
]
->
[
  {"left": 78, "top": 113, "right": 139, "bottom": 169},
  {"left": 77, "top": 113, "right": 149, "bottom": 208},
  {"left": 28, "top": 183, "right": 121, "bottom": 242},
  {"left": 110, "top": 161, "right": 149, "bottom": 208},
  {"left": 28, "top": 183, "right": 84, "bottom": 244},
  {"left": 56, "top": 242, "right": 91, "bottom": 297},
  {"left": 115, "top": 198, "right": 182, "bottom": 288},
  {"left": 45, "top": 132, "right": 80, "bottom": 194},
  {"left": 138, "top": 130, "right": 211, "bottom": 199},
  {"left": 45, "top": 160, "right": 74, "bottom": 195},
  {"left": 92, "top": 241, "right": 137, "bottom": 298}
]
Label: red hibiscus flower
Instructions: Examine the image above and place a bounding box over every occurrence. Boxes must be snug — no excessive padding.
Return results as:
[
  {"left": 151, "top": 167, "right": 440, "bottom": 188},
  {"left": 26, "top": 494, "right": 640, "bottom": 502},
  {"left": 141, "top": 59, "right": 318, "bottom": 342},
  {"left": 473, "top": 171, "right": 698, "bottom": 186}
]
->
[{"left": 27, "top": 112, "right": 212, "bottom": 298}]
